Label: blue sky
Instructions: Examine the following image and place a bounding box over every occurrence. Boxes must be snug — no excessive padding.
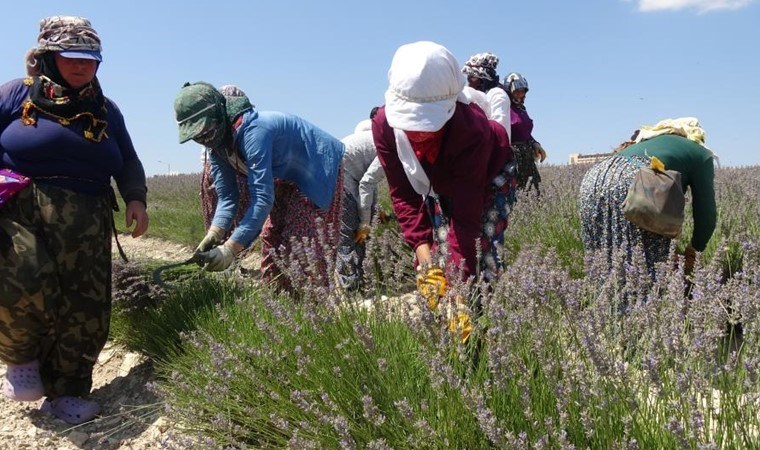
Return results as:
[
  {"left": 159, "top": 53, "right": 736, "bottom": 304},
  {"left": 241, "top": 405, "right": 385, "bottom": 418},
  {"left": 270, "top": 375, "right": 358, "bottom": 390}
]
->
[{"left": 2, "top": 0, "right": 758, "bottom": 175}]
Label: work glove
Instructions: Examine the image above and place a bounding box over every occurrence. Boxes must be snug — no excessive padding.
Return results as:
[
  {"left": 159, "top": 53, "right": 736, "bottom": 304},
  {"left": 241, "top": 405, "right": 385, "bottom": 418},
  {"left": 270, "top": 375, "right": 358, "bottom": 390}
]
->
[
  {"left": 447, "top": 295, "right": 474, "bottom": 344},
  {"left": 416, "top": 266, "right": 447, "bottom": 311},
  {"left": 449, "top": 311, "right": 474, "bottom": 344},
  {"left": 354, "top": 223, "right": 371, "bottom": 244},
  {"left": 533, "top": 142, "right": 547, "bottom": 163},
  {"left": 197, "top": 242, "right": 236, "bottom": 272},
  {"left": 196, "top": 229, "right": 223, "bottom": 253}
]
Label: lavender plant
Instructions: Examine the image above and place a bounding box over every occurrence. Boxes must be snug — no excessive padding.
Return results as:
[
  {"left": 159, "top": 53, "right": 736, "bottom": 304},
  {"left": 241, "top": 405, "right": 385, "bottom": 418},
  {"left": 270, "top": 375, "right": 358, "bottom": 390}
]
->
[
  {"left": 112, "top": 260, "right": 167, "bottom": 313},
  {"left": 119, "top": 165, "right": 760, "bottom": 448}
]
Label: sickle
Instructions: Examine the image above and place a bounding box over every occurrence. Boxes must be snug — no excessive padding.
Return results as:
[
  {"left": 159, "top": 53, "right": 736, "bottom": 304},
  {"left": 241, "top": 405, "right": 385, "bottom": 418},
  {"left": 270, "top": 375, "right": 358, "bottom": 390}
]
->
[{"left": 152, "top": 253, "right": 203, "bottom": 288}]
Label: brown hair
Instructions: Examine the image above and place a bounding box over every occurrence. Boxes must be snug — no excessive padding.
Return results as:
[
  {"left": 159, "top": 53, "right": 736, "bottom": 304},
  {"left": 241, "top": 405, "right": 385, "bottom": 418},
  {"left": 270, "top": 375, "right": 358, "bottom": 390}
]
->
[{"left": 612, "top": 140, "right": 636, "bottom": 153}]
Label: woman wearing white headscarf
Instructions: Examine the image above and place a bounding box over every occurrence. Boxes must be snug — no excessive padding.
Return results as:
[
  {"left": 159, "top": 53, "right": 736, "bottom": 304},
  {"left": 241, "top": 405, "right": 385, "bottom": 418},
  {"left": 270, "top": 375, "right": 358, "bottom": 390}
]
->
[{"left": 372, "top": 41, "right": 516, "bottom": 315}]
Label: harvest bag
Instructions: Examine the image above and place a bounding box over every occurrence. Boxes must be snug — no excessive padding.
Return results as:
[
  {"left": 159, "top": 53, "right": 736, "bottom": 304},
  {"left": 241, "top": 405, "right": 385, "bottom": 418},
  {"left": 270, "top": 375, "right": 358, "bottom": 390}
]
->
[
  {"left": 622, "top": 160, "right": 685, "bottom": 239},
  {"left": 0, "top": 169, "right": 31, "bottom": 208}
]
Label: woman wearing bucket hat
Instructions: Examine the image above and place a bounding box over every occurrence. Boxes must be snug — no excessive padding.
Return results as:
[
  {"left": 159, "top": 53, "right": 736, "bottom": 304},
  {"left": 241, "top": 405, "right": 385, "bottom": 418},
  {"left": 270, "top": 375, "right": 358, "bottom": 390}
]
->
[
  {"left": 372, "top": 41, "right": 517, "bottom": 339},
  {"left": 174, "top": 81, "right": 344, "bottom": 292},
  {"left": 0, "top": 16, "right": 149, "bottom": 424}
]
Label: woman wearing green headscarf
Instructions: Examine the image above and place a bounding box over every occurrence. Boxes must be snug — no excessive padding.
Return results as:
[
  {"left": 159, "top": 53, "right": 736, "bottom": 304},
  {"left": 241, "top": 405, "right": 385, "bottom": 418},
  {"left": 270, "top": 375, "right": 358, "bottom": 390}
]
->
[{"left": 174, "top": 81, "right": 344, "bottom": 292}]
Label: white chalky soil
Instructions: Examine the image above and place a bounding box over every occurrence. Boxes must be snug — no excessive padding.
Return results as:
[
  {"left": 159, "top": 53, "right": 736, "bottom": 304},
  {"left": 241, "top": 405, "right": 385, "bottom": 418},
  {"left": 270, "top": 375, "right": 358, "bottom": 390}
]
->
[{"left": 0, "top": 235, "right": 188, "bottom": 449}]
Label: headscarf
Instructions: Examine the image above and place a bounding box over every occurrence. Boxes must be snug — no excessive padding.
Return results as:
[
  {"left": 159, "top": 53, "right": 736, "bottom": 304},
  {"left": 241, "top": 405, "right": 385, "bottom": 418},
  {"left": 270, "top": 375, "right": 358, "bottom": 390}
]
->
[
  {"left": 634, "top": 117, "right": 715, "bottom": 157},
  {"left": 21, "top": 16, "right": 107, "bottom": 142},
  {"left": 462, "top": 52, "right": 500, "bottom": 91},
  {"left": 504, "top": 72, "right": 529, "bottom": 108},
  {"left": 384, "top": 41, "right": 465, "bottom": 132},
  {"left": 175, "top": 82, "right": 254, "bottom": 175},
  {"left": 218, "top": 84, "right": 253, "bottom": 125},
  {"left": 384, "top": 41, "right": 467, "bottom": 195},
  {"left": 218, "top": 84, "right": 253, "bottom": 175}
]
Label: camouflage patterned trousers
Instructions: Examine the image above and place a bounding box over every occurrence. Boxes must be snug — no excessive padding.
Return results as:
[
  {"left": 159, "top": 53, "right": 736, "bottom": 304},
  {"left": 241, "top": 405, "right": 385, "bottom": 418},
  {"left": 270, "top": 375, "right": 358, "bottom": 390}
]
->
[{"left": 0, "top": 183, "right": 112, "bottom": 398}]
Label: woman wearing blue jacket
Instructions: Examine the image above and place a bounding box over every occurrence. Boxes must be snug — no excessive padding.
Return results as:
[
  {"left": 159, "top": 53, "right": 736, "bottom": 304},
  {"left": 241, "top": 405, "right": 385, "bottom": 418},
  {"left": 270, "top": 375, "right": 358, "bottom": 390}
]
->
[{"left": 174, "top": 82, "right": 344, "bottom": 292}]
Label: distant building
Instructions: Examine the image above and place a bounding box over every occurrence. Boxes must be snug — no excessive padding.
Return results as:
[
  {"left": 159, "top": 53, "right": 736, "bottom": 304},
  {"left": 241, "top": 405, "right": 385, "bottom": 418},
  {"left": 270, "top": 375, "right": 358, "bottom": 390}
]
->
[{"left": 568, "top": 152, "right": 614, "bottom": 165}]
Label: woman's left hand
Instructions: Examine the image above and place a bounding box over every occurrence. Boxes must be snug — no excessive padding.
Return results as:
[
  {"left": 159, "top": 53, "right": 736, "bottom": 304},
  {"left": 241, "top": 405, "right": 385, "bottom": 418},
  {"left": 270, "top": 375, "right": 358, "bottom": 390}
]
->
[{"left": 125, "top": 200, "right": 149, "bottom": 238}]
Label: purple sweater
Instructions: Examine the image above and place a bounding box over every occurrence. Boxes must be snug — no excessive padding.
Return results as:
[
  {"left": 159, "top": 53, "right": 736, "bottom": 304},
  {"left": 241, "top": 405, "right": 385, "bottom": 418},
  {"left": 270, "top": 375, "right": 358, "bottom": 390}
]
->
[
  {"left": 510, "top": 106, "right": 535, "bottom": 144},
  {"left": 372, "top": 102, "right": 511, "bottom": 277},
  {"left": 0, "top": 78, "right": 146, "bottom": 203}
]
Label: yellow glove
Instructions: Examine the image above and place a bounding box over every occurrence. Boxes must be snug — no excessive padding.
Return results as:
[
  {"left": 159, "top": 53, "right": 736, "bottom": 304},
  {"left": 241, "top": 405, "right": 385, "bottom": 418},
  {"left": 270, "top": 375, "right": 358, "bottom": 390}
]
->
[
  {"left": 354, "top": 223, "right": 371, "bottom": 244},
  {"left": 448, "top": 295, "right": 474, "bottom": 343},
  {"left": 533, "top": 142, "right": 547, "bottom": 162},
  {"left": 650, "top": 155, "right": 666, "bottom": 172},
  {"left": 449, "top": 311, "right": 474, "bottom": 344},
  {"left": 417, "top": 267, "right": 447, "bottom": 311}
]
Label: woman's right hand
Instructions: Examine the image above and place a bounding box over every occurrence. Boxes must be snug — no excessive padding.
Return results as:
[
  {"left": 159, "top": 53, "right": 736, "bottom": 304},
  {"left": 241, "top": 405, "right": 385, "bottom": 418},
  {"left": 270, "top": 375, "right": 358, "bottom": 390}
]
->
[
  {"left": 195, "top": 227, "right": 224, "bottom": 253},
  {"left": 125, "top": 201, "right": 149, "bottom": 238}
]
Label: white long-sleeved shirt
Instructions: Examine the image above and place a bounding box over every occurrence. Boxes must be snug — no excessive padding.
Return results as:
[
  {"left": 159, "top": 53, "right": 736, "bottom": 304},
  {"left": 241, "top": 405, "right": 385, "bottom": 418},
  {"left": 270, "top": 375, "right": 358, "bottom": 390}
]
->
[
  {"left": 461, "top": 86, "right": 511, "bottom": 141},
  {"left": 340, "top": 130, "right": 386, "bottom": 225},
  {"left": 485, "top": 87, "right": 511, "bottom": 142}
]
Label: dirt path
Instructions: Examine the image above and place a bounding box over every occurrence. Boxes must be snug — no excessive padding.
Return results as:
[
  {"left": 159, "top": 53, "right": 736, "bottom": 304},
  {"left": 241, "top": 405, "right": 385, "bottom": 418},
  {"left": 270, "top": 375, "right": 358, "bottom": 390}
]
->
[
  {"left": 1, "top": 234, "right": 413, "bottom": 449},
  {"left": 0, "top": 235, "right": 185, "bottom": 449}
]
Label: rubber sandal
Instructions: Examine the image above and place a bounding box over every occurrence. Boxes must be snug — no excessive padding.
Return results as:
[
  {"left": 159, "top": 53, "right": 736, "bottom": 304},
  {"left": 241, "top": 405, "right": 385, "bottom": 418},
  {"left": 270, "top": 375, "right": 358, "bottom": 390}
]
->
[
  {"left": 2, "top": 361, "right": 44, "bottom": 401},
  {"left": 40, "top": 396, "right": 100, "bottom": 425}
]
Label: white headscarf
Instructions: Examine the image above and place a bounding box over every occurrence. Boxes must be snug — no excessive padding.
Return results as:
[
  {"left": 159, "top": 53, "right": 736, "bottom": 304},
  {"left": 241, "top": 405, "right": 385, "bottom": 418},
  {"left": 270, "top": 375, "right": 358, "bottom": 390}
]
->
[
  {"left": 384, "top": 41, "right": 467, "bottom": 194},
  {"left": 354, "top": 119, "right": 372, "bottom": 134}
]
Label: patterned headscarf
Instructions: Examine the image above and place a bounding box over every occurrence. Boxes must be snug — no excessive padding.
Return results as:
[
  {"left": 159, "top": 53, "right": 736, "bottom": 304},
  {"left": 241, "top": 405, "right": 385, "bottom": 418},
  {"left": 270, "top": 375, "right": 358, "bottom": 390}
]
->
[
  {"left": 218, "top": 84, "right": 253, "bottom": 124},
  {"left": 217, "top": 85, "right": 253, "bottom": 175},
  {"left": 462, "top": 52, "right": 499, "bottom": 82},
  {"left": 21, "top": 16, "right": 107, "bottom": 142}
]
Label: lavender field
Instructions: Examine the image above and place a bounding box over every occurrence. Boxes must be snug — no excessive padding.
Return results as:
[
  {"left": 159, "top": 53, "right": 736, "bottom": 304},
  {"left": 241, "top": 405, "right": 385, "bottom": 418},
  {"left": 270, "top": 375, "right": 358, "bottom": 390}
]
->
[{"left": 115, "top": 164, "right": 760, "bottom": 449}]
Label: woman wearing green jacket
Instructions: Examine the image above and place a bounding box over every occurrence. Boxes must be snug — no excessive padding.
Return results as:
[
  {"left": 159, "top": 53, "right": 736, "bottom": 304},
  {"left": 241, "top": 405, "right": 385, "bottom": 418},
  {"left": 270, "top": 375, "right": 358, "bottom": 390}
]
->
[{"left": 579, "top": 125, "right": 716, "bottom": 276}]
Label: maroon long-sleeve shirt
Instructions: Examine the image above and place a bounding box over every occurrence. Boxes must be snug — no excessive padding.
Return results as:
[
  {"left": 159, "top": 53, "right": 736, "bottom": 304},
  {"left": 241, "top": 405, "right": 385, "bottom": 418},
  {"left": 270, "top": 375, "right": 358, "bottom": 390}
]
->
[{"left": 372, "top": 102, "right": 511, "bottom": 277}]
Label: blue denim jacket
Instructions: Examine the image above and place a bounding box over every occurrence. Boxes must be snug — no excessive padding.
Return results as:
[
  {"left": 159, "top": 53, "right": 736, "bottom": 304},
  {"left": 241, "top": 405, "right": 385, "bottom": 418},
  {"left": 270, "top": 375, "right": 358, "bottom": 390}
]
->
[{"left": 210, "top": 109, "right": 344, "bottom": 247}]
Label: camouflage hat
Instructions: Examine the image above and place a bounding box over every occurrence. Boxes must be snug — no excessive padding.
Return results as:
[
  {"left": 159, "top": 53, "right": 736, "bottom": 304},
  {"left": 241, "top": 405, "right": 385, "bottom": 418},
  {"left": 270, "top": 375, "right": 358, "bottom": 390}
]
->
[
  {"left": 174, "top": 82, "right": 226, "bottom": 144},
  {"left": 36, "top": 16, "right": 102, "bottom": 61}
]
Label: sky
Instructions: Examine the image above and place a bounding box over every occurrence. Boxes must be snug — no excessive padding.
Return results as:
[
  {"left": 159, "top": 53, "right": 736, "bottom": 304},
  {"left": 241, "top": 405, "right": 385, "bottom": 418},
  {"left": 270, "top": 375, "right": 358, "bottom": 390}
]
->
[{"left": 1, "top": 0, "right": 758, "bottom": 176}]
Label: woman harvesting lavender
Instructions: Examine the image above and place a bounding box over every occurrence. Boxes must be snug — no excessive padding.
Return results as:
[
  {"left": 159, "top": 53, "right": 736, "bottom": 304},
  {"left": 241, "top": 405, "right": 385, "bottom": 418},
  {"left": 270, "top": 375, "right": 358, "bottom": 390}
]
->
[
  {"left": 579, "top": 118, "right": 717, "bottom": 276},
  {"left": 174, "top": 81, "right": 344, "bottom": 293},
  {"left": 372, "top": 41, "right": 516, "bottom": 340}
]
